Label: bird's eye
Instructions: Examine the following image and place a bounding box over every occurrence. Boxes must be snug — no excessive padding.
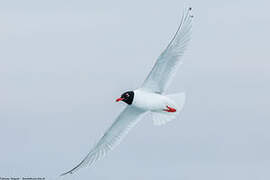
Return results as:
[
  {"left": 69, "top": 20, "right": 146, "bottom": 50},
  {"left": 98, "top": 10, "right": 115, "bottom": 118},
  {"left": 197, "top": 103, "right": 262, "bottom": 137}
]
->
[{"left": 126, "top": 94, "right": 129, "bottom": 97}]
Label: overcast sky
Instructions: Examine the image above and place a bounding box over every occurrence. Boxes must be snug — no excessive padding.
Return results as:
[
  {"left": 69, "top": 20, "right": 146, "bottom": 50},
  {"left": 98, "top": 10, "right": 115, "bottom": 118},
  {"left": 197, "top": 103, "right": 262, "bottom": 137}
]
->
[{"left": 0, "top": 0, "right": 269, "bottom": 180}]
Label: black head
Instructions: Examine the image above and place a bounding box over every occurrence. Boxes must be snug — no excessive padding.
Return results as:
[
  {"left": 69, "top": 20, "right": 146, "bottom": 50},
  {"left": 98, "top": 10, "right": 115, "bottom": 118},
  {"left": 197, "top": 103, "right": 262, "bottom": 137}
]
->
[{"left": 116, "top": 91, "right": 134, "bottom": 105}]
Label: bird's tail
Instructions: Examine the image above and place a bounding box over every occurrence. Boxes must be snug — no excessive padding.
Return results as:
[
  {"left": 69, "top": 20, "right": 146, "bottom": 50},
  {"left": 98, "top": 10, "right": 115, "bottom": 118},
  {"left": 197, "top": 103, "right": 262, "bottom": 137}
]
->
[{"left": 152, "top": 92, "right": 186, "bottom": 126}]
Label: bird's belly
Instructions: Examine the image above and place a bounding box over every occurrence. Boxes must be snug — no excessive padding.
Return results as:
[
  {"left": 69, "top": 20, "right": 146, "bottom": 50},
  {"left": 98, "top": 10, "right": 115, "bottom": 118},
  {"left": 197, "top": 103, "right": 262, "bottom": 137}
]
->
[{"left": 132, "top": 90, "right": 171, "bottom": 111}]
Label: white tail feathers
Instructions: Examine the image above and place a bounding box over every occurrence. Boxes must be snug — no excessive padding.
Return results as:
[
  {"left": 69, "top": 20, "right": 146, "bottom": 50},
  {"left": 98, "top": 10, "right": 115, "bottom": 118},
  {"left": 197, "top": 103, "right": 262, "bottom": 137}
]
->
[{"left": 152, "top": 92, "right": 186, "bottom": 126}]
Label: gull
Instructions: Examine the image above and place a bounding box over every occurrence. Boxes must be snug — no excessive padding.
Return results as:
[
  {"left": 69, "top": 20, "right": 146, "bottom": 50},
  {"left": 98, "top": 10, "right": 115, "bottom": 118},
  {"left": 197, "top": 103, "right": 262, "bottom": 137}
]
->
[{"left": 61, "top": 7, "right": 193, "bottom": 176}]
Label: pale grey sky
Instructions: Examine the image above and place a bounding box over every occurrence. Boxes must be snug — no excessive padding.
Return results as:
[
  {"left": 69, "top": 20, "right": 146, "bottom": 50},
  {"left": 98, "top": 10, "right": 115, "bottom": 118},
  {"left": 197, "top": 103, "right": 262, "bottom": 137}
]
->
[{"left": 0, "top": 0, "right": 269, "bottom": 180}]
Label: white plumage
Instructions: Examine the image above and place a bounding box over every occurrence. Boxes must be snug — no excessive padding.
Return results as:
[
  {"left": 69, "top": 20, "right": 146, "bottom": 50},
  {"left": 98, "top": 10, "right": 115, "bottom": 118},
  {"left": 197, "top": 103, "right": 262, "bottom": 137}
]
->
[
  {"left": 133, "top": 89, "right": 178, "bottom": 111},
  {"left": 142, "top": 7, "right": 193, "bottom": 93},
  {"left": 61, "top": 107, "right": 145, "bottom": 176}
]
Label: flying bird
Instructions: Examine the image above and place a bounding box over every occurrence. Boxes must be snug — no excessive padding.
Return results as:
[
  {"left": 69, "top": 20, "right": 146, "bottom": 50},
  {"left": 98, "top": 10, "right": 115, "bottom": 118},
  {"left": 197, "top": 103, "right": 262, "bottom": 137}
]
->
[{"left": 61, "top": 7, "right": 193, "bottom": 176}]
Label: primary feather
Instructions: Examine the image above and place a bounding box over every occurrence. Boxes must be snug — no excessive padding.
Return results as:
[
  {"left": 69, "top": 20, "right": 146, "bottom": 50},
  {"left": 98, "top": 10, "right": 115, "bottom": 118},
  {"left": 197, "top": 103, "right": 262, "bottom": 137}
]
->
[
  {"left": 61, "top": 107, "right": 145, "bottom": 176},
  {"left": 142, "top": 7, "right": 193, "bottom": 93}
]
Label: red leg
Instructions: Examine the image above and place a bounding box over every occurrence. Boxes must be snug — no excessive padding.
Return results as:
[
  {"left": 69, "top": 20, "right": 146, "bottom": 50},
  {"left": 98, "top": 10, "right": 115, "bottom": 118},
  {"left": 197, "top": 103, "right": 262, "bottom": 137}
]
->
[{"left": 163, "top": 106, "right": 176, "bottom": 112}]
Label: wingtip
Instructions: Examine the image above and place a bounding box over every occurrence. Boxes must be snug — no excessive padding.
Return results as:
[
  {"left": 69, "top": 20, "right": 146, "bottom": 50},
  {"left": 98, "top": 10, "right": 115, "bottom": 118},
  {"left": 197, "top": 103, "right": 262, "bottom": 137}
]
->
[
  {"left": 59, "top": 170, "right": 73, "bottom": 177},
  {"left": 187, "top": 6, "right": 194, "bottom": 18}
]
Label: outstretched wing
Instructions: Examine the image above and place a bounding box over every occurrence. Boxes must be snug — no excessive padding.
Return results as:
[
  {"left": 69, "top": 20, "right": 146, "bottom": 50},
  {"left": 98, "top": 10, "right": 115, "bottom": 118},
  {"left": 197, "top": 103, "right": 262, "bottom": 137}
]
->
[
  {"left": 61, "top": 106, "right": 146, "bottom": 176},
  {"left": 141, "top": 7, "right": 193, "bottom": 94}
]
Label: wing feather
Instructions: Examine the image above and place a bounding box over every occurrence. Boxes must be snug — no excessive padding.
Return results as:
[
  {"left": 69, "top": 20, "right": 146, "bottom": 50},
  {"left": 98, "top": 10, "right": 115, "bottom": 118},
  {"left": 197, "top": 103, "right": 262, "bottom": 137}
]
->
[
  {"left": 142, "top": 7, "right": 193, "bottom": 93},
  {"left": 60, "top": 106, "right": 145, "bottom": 176}
]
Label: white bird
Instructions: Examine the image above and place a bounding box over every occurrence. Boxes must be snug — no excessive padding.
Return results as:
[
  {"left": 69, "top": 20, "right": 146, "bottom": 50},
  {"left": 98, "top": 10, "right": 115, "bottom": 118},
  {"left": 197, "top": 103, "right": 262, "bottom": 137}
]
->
[{"left": 61, "top": 7, "right": 193, "bottom": 176}]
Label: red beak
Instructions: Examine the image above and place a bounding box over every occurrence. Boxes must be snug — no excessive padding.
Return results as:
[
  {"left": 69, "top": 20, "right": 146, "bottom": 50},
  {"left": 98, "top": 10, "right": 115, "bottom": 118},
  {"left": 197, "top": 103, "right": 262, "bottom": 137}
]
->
[{"left": 116, "top": 98, "right": 124, "bottom": 102}]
